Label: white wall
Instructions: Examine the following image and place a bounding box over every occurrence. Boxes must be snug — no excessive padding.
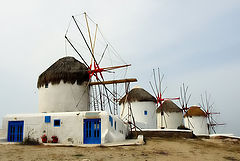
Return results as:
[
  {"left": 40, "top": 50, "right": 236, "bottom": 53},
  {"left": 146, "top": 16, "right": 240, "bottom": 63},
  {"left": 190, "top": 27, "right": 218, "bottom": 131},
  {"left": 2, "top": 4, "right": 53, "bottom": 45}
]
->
[
  {"left": 2, "top": 111, "right": 128, "bottom": 144},
  {"left": 184, "top": 116, "right": 209, "bottom": 135},
  {"left": 0, "top": 129, "right": 3, "bottom": 138},
  {"left": 106, "top": 115, "right": 128, "bottom": 143},
  {"left": 157, "top": 112, "right": 183, "bottom": 129},
  {"left": 120, "top": 101, "right": 157, "bottom": 129},
  {"left": 2, "top": 112, "right": 83, "bottom": 144},
  {"left": 38, "top": 81, "right": 89, "bottom": 113}
]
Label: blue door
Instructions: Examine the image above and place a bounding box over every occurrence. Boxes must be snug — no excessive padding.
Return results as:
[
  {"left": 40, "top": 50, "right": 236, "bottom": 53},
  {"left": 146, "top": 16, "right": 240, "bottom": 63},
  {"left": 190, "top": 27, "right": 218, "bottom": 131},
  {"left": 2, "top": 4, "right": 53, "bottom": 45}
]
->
[
  {"left": 8, "top": 121, "right": 24, "bottom": 142},
  {"left": 84, "top": 119, "right": 101, "bottom": 144}
]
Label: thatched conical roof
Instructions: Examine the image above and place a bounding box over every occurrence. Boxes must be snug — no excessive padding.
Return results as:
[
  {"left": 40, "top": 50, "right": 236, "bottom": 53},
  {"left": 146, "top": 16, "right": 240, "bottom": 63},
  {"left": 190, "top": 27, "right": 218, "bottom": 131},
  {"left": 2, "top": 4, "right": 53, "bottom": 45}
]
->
[
  {"left": 184, "top": 106, "right": 207, "bottom": 117},
  {"left": 37, "top": 56, "right": 89, "bottom": 88},
  {"left": 156, "top": 99, "right": 182, "bottom": 113},
  {"left": 119, "top": 87, "right": 157, "bottom": 105}
]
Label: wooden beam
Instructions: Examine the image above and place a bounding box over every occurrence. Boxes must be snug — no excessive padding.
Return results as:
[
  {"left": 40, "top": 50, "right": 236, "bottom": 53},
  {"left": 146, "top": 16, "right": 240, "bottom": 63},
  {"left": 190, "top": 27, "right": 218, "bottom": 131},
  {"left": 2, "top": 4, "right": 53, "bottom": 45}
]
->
[{"left": 89, "top": 78, "right": 137, "bottom": 85}]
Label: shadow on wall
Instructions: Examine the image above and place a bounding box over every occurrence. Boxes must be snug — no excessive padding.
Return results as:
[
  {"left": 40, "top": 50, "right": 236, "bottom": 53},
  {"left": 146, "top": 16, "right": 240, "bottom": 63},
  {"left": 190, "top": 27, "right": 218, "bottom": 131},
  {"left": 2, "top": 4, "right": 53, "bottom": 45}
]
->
[{"left": 0, "top": 129, "right": 4, "bottom": 138}]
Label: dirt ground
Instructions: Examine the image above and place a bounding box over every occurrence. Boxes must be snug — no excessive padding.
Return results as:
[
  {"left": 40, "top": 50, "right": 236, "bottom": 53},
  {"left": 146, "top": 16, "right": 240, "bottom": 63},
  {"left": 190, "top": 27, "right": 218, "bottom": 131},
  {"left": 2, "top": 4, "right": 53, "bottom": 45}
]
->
[{"left": 0, "top": 138, "right": 239, "bottom": 161}]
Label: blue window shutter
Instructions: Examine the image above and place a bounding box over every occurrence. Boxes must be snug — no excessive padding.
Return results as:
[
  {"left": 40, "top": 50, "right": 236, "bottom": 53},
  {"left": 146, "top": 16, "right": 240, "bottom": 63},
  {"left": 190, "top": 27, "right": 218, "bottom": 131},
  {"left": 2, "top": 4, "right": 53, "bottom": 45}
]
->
[
  {"left": 109, "top": 116, "right": 113, "bottom": 127},
  {"left": 45, "top": 116, "right": 51, "bottom": 123},
  {"left": 144, "top": 110, "right": 148, "bottom": 115}
]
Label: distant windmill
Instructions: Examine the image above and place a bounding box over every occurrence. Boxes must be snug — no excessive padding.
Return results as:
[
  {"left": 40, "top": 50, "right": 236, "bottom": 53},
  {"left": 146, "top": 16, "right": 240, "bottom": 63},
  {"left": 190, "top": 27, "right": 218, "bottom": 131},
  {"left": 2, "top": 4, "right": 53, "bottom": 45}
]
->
[
  {"left": 199, "top": 92, "right": 225, "bottom": 134},
  {"left": 181, "top": 85, "right": 212, "bottom": 136},
  {"left": 179, "top": 83, "right": 194, "bottom": 129},
  {"left": 149, "top": 68, "right": 180, "bottom": 129}
]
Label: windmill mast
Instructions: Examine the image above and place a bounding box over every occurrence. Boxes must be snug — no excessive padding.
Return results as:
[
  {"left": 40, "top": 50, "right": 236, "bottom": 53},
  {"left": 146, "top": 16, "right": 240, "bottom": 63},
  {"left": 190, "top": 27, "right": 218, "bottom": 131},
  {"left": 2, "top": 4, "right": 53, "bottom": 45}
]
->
[
  {"left": 180, "top": 83, "right": 194, "bottom": 129},
  {"left": 149, "top": 68, "right": 180, "bottom": 129},
  {"left": 200, "top": 92, "right": 225, "bottom": 134},
  {"left": 65, "top": 13, "right": 136, "bottom": 115}
]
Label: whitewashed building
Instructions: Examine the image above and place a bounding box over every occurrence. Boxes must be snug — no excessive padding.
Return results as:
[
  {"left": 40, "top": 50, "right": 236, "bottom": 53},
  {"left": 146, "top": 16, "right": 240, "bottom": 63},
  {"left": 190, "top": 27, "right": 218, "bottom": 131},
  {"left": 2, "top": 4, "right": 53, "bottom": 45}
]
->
[
  {"left": 1, "top": 56, "right": 128, "bottom": 144},
  {"left": 2, "top": 111, "right": 127, "bottom": 144},
  {"left": 184, "top": 106, "right": 208, "bottom": 136},
  {"left": 119, "top": 86, "right": 157, "bottom": 129},
  {"left": 156, "top": 100, "right": 183, "bottom": 129}
]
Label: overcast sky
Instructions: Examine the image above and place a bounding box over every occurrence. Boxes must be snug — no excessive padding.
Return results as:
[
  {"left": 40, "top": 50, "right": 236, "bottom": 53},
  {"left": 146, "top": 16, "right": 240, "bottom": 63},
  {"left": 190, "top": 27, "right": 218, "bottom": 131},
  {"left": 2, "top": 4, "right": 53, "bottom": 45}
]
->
[{"left": 0, "top": 0, "right": 239, "bottom": 136}]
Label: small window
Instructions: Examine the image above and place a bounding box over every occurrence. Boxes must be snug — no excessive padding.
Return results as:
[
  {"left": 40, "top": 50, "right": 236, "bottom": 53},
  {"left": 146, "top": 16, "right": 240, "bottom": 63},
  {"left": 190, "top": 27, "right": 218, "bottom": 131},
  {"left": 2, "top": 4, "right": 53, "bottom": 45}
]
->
[
  {"left": 144, "top": 110, "right": 148, "bottom": 115},
  {"left": 109, "top": 116, "right": 113, "bottom": 127},
  {"left": 114, "top": 121, "right": 117, "bottom": 130},
  {"left": 45, "top": 83, "right": 48, "bottom": 88},
  {"left": 45, "top": 116, "right": 51, "bottom": 123},
  {"left": 54, "top": 119, "right": 61, "bottom": 127}
]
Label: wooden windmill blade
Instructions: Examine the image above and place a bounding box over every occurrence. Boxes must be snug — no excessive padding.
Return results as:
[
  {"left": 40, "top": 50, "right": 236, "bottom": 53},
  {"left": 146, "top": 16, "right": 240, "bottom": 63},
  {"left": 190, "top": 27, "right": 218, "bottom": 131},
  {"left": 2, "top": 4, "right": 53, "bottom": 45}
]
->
[
  {"left": 199, "top": 91, "right": 225, "bottom": 134},
  {"left": 180, "top": 83, "right": 195, "bottom": 129},
  {"left": 149, "top": 68, "right": 180, "bottom": 129},
  {"left": 66, "top": 15, "right": 112, "bottom": 113},
  {"left": 179, "top": 84, "right": 191, "bottom": 112},
  {"left": 65, "top": 13, "right": 134, "bottom": 115},
  {"left": 179, "top": 86, "right": 184, "bottom": 110},
  {"left": 209, "top": 116, "right": 217, "bottom": 134}
]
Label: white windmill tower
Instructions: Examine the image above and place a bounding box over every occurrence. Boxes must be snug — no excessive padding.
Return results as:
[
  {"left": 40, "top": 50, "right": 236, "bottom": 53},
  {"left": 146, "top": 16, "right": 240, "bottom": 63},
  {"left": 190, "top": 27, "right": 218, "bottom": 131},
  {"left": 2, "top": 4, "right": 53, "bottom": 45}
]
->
[
  {"left": 149, "top": 68, "right": 182, "bottom": 129},
  {"left": 184, "top": 105, "right": 208, "bottom": 136},
  {"left": 181, "top": 84, "right": 209, "bottom": 136},
  {"left": 119, "top": 86, "right": 157, "bottom": 129},
  {"left": 37, "top": 56, "right": 90, "bottom": 113}
]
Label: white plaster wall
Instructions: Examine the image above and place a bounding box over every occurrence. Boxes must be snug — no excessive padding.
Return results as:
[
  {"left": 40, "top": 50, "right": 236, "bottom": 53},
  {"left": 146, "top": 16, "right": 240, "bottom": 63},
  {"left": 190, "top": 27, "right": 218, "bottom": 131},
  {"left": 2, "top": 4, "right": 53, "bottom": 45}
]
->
[
  {"left": 106, "top": 115, "right": 128, "bottom": 143},
  {"left": 157, "top": 112, "right": 183, "bottom": 129},
  {"left": 120, "top": 101, "right": 157, "bottom": 129},
  {"left": 2, "top": 112, "right": 84, "bottom": 144},
  {"left": 184, "top": 116, "right": 209, "bottom": 135},
  {"left": 39, "top": 81, "right": 89, "bottom": 113},
  {"left": 0, "top": 129, "right": 4, "bottom": 138},
  {"left": 2, "top": 111, "right": 128, "bottom": 144}
]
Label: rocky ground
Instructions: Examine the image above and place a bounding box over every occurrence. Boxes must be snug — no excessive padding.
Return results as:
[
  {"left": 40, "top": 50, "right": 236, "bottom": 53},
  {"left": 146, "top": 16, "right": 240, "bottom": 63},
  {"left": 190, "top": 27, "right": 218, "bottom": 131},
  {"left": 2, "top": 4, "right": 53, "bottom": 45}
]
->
[{"left": 0, "top": 137, "right": 239, "bottom": 161}]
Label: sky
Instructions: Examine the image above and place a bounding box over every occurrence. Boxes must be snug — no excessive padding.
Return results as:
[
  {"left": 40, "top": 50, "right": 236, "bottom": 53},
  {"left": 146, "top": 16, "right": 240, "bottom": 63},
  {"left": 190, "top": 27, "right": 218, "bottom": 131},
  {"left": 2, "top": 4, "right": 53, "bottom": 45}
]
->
[{"left": 0, "top": 0, "right": 240, "bottom": 136}]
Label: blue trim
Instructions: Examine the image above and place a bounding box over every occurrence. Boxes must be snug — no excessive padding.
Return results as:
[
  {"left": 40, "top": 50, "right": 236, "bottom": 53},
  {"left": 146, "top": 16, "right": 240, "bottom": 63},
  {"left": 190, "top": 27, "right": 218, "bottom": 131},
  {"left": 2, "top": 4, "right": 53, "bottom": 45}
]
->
[
  {"left": 54, "top": 119, "right": 61, "bottom": 127},
  {"left": 8, "top": 121, "right": 24, "bottom": 142},
  {"left": 84, "top": 119, "right": 101, "bottom": 144},
  {"left": 45, "top": 116, "right": 51, "bottom": 123},
  {"left": 109, "top": 116, "right": 113, "bottom": 127}
]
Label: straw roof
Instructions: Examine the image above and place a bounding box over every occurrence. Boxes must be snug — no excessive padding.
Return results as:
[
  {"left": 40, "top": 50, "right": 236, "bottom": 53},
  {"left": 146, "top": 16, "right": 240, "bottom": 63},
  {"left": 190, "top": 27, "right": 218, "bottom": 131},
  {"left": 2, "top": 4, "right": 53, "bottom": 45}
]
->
[
  {"left": 156, "top": 99, "right": 182, "bottom": 113},
  {"left": 119, "top": 87, "right": 157, "bottom": 105},
  {"left": 37, "top": 56, "right": 89, "bottom": 88},
  {"left": 184, "top": 106, "right": 207, "bottom": 117}
]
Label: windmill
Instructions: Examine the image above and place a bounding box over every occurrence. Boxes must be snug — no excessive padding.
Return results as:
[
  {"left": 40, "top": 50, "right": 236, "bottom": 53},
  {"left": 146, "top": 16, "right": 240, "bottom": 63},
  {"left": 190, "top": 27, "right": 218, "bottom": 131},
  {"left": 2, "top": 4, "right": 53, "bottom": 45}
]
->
[
  {"left": 149, "top": 68, "right": 180, "bottom": 129},
  {"left": 64, "top": 12, "right": 137, "bottom": 115},
  {"left": 181, "top": 85, "right": 211, "bottom": 136},
  {"left": 199, "top": 92, "right": 225, "bottom": 134},
  {"left": 179, "top": 83, "right": 195, "bottom": 129}
]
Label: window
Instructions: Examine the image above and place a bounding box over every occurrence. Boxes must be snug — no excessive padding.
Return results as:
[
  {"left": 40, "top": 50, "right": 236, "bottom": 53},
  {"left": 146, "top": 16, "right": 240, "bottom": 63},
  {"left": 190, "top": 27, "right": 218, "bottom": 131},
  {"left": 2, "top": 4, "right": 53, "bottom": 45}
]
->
[
  {"left": 45, "top": 116, "right": 51, "bottom": 123},
  {"left": 54, "top": 119, "right": 61, "bottom": 127},
  {"left": 109, "top": 116, "right": 113, "bottom": 127},
  {"left": 45, "top": 83, "right": 48, "bottom": 88},
  {"left": 114, "top": 121, "right": 117, "bottom": 130},
  {"left": 144, "top": 110, "right": 148, "bottom": 115}
]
